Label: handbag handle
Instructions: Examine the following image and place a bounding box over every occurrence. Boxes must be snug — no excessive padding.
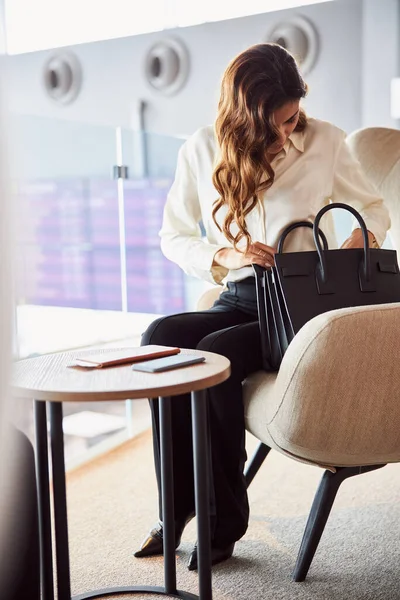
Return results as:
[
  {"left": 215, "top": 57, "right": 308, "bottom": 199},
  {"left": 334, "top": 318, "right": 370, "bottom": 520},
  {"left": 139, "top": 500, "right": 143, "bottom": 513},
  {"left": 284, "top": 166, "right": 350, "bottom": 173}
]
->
[
  {"left": 277, "top": 221, "right": 329, "bottom": 254},
  {"left": 313, "top": 202, "right": 371, "bottom": 285}
]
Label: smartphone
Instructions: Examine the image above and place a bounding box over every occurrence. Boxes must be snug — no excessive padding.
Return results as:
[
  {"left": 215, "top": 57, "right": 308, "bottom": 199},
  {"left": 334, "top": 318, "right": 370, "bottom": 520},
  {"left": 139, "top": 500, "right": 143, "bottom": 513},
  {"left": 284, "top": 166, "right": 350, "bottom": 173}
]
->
[{"left": 132, "top": 353, "right": 205, "bottom": 373}]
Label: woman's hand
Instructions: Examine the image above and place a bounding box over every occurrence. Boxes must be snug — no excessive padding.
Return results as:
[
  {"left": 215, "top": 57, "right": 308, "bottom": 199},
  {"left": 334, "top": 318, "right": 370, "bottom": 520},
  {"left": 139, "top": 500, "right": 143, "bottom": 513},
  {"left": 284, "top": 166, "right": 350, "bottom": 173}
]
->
[
  {"left": 213, "top": 241, "right": 276, "bottom": 270},
  {"left": 340, "top": 228, "right": 377, "bottom": 249}
]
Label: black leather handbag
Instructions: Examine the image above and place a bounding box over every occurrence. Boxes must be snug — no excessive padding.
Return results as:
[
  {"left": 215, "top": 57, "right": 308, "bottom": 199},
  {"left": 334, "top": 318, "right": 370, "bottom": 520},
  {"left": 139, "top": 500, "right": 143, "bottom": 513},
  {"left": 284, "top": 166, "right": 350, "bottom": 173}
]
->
[
  {"left": 254, "top": 203, "right": 400, "bottom": 369},
  {"left": 254, "top": 220, "right": 329, "bottom": 369}
]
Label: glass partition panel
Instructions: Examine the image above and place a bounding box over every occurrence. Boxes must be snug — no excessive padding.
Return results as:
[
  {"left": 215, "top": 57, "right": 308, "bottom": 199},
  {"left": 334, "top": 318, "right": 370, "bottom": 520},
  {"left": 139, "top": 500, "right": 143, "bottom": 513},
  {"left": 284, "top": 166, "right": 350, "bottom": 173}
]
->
[
  {"left": 121, "top": 128, "right": 210, "bottom": 315},
  {"left": 9, "top": 115, "right": 133, "bottom": 464},
  {"left": 10, "top": 115, "right": 122, "bottom": 317},
  {"left": 10, "top": 117, "right": 204, "bottom": 464}
]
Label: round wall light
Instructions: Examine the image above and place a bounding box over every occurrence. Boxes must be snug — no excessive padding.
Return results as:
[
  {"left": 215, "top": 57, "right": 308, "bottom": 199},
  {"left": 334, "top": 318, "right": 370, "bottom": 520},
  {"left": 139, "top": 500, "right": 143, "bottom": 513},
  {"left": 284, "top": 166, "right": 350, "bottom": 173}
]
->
[
  {"left": 144, "top": 37, "right": 190, "bottom": 96},
  {"left": 267, "top": 16, "right": 319, "bottom": 75},
  {"left": 42, "top": 52, "right": 82, "bottom": 105}
]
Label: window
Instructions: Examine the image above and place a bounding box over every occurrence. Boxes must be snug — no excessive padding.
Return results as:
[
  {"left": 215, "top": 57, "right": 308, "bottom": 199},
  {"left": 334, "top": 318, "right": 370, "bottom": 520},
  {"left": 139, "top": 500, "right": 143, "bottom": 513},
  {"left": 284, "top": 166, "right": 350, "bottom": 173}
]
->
[
  {"left": 5, "top": 0, "right": 164, "bottom": 54},
  {"left": 169, "top": 0, "right": 333, "bottom": 28},
  {"left": 5, "top": 0, "right": 333, "bottom": 54}
]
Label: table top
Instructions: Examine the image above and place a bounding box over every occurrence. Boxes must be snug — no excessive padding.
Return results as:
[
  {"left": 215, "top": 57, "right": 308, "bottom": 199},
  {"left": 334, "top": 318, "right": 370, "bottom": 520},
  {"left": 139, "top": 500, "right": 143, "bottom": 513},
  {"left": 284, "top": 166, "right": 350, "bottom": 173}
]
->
[{"left": 12, "top": 348, "right": 231, "bottom": 402}]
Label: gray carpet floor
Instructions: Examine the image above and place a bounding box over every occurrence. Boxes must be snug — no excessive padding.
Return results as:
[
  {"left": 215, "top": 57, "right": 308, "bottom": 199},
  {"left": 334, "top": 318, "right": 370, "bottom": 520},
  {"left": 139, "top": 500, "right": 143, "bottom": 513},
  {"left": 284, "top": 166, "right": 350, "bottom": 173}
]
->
[{"left": 66, "top": 429, "right": 400, "bottom": 599}]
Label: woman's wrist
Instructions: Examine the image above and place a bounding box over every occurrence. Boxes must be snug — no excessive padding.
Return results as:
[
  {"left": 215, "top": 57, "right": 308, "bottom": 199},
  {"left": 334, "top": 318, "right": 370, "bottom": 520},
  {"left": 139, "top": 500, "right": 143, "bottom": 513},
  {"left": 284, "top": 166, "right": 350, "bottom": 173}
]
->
[
  {"left": 212, "top": 247, "right": 232, "bottom": 268},
  {"left": 351, "top": 228, "right": 379, "bottom": 248},
  {"left": 368, "top": 231, "right": 379, "bottom": 248}
]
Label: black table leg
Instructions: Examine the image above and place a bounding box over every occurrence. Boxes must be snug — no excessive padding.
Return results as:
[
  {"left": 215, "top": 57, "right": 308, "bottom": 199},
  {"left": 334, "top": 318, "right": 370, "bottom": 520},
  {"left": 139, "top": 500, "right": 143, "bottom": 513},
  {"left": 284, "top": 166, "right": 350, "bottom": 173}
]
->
[
  {"left": 49, "top": 402, "right": 72, "bottom": 600},
  {"left": 34, "top": 400, "right": 55, "bottom": 600},
  {"left": 74, "top": 393, "right": 198, "bottom": 599},
  {"left": 158, "top": 395, "right": 177, "bottom": 595},
  {"left": 191, "top": 390, "right": 212, "bottom": 600}
]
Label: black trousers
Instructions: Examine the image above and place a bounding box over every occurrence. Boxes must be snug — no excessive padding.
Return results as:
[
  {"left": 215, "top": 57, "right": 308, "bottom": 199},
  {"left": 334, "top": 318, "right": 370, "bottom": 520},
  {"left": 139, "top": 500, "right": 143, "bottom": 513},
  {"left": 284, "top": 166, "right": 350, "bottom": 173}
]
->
[{"left": 141, "top": 278, "right": 275, "bottom": 547}]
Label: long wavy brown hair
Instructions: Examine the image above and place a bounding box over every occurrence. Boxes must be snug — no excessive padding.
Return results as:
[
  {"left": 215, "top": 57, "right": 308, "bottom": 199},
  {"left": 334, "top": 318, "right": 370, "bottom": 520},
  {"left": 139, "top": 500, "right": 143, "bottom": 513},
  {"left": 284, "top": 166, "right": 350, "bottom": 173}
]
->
[{"left": 212, "top": 43, "right": 308, "bottom": 251}]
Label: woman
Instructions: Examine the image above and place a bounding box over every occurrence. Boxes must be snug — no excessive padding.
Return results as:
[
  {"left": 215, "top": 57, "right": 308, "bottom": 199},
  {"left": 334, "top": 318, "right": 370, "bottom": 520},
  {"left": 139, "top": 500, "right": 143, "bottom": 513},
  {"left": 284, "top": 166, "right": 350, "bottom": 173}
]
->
[{"left": 134, "top": 43, "right": 390, "bottom": 570}]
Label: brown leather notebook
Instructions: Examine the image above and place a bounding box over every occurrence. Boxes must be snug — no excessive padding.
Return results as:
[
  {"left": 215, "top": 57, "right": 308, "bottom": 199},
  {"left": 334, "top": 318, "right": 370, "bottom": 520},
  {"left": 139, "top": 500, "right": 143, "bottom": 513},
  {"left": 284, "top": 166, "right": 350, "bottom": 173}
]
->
[{"left": 70, "top": 345, "right": 180, "bottom": 368}]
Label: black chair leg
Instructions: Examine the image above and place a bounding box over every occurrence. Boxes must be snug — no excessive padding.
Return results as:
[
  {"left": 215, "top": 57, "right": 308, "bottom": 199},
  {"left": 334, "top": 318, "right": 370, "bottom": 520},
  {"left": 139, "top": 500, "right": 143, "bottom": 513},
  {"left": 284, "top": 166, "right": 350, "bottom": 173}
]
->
[
  {"left": 292, "top": 463, "right": 386, "bottom": 582},
  {"left": 245, "top": 442, "right": 271, "bottom": 488}
]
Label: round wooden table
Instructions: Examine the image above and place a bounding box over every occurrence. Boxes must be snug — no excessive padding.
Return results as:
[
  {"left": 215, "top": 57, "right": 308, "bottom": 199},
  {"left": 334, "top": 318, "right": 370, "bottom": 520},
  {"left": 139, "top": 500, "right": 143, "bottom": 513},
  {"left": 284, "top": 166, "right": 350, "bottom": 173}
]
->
[{"left": 12, "top": 348, "right": 231, "bottom": 600}]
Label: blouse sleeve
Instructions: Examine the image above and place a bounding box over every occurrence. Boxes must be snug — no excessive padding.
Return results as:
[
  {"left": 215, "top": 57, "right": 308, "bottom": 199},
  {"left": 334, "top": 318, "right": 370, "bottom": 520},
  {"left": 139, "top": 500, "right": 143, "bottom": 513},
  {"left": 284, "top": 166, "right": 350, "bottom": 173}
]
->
[
  {"left": 331, "top": 134, "right": 391, "bottom": 246},
  {"left": 159, "top": 141, "right": 228, "bottom": 284}
]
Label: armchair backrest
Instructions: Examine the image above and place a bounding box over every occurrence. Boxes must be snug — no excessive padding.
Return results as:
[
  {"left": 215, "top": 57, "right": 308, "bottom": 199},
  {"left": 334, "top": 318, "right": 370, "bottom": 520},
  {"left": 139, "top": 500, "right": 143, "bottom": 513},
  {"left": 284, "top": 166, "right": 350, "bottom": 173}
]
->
[
  {"left": 347, "top": 127, "right": 400, "bottom": 251},
  {"left": 258, "top": 302, "right": 400, "bottom": 467}
]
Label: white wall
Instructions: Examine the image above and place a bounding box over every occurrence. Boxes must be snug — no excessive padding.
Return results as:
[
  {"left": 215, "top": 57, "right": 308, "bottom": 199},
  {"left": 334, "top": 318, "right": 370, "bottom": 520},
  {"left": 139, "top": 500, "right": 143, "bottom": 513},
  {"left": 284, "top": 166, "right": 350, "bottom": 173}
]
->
[
  {"left": 6, "top": 0, "right": 365, "bottom": 138},
  {"left": 362, "top": 0, "right": 400, "bottom": 128}
]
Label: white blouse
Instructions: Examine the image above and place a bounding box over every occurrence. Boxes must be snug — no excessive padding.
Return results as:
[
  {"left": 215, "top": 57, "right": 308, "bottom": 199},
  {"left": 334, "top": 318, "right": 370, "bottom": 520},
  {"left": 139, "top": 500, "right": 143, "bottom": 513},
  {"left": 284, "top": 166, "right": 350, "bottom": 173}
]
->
[{"left": 159, "top": 117, "right": 391, "bottom": 285}]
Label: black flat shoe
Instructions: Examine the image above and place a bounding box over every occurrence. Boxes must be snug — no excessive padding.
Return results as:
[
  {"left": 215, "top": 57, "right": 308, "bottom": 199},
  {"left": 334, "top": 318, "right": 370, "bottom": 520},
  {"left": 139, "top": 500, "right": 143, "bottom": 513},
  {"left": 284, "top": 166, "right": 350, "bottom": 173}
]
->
[
  {"left": 134, "top": 516, "right": 193, "bottom": 558},
  {"left": 187, "top": 542, "right": 235, "bottom": 571}
]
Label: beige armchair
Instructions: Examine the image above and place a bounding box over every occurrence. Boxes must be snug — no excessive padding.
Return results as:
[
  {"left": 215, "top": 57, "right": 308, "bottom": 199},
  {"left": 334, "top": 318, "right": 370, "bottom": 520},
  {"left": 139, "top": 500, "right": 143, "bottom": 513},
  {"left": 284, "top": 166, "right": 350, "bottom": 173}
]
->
[{"left": 197, "top": 127, "right": 400, "bottom": 581}]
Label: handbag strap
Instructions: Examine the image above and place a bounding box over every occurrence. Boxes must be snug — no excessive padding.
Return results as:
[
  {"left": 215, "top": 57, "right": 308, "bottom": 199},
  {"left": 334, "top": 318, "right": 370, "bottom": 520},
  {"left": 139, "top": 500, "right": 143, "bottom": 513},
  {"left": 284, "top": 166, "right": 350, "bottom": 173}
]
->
[
  {"left": 313, "top": 202, "right": 371, "bottom": 285},
  {"left": 277, "top": 221, "right": 329, "bottom": 254},
  {"left": 253, "top": 264, "right": 282, "bottom": 370}
]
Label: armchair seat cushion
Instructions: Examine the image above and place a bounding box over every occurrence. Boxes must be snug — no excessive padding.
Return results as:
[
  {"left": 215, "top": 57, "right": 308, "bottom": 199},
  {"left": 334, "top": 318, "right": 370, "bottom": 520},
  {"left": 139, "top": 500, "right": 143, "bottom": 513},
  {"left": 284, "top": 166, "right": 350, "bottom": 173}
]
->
[{"left": 243, "top": 302, "right": 400, "bottom": 468}]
